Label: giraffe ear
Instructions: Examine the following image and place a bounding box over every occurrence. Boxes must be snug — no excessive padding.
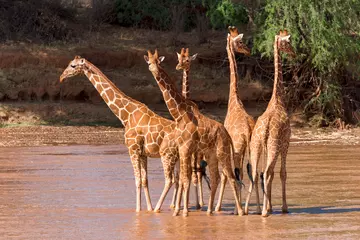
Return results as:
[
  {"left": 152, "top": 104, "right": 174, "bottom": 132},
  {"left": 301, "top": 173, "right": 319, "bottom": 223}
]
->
[
  {"left": 280, "top": 35, "right": 291, "bottom": 42},
  {"left": 158, "top": 56, "right": 165, "bottom": 63},
  {"left": 233, "top": 33, "right": 244, "bottom": 42},
  {"left": 190, "top": 53, "right": 198, "bottom": 61},
  {"left": 144, "top": 55, "right": 149, "bottom": 64},
  {"left": 176, "top": 52, "right": 181, "bottom": 60}
]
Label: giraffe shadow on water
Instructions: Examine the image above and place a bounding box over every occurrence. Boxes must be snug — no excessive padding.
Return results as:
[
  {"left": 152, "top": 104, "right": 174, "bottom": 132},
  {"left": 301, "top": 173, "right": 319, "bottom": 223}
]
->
[
  {"left": 289, "top": 206, "right": 360, "bottom": 215},
  {"left": 207, "top": 204, "right": 360, "bottom": 215}
]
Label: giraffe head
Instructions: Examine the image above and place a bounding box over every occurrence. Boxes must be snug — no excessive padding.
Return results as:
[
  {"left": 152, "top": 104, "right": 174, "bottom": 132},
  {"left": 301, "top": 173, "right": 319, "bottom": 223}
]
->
[
  {"left": 175, "top": 48, "right": 198, "bottom": 71},
  {"left": 144, "top": 49, "right": 165, "bottom": 75},
  {"left": 228, "top": 26, "right": 251, "bottom": 56},
  {"left": 60, "top": 56, "right": 86, "bottom": 82},
  {"left": 276, "top": 30, "right": 296, "bottom": 57}
]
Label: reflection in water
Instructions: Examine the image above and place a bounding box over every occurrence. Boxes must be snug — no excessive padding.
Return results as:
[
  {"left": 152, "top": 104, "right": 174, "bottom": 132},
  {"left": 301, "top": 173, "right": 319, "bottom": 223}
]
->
[{"left": 0, "top": 144, "right": 359, "bottom": 239}]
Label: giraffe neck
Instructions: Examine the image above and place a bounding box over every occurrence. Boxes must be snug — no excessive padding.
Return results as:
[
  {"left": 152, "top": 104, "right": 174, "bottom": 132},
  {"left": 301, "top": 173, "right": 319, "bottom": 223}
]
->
[
  {"left": 83, "top": 61, "right": 138, "bottom": 127},
  {"left": 270, "top": 38, "right": 286, "bottom": 106},
  {"left": 227, "top": 39, "right": 244, "bottom": 108},
  {"left": 151, "top": 66, "right": 189, "bottom": 121},
  {"left": 182, "top": 69, "right": 190, "bottom": 99}
]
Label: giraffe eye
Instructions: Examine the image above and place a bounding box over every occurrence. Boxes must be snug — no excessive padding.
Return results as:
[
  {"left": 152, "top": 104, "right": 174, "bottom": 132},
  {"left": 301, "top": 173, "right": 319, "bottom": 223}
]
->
[{"left": 71, "top": 64, "right": 76, "bottom": 68}]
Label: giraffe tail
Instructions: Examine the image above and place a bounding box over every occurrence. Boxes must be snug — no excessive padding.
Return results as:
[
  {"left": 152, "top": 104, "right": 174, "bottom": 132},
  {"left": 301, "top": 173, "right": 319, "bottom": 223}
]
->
[
  {"left": 246, "top": 133, "right": 254, "bottom": 184},
  {"left": 231, "top": 141, "right": 245, "bottom": 188},
  {"left": 260, "top": 146, "right": 267, "bottom": 194}
]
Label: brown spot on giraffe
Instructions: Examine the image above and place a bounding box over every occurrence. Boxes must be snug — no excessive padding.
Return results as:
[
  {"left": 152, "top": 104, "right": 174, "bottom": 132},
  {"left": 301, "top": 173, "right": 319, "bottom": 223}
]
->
[
  {"left": 60, "top": 56, "right": 183, "bottom": 213},
  {"left": 244, "top": 30, "right": 296, "bottom": 217},
  {"left": 145, "top": 49, "right": 243, "bottom": 216}
]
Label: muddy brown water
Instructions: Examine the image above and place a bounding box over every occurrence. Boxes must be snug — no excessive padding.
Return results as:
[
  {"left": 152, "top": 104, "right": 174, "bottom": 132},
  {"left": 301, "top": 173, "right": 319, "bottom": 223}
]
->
[{"left": 0, "top": 144, "right": 359, "bottom": 239}]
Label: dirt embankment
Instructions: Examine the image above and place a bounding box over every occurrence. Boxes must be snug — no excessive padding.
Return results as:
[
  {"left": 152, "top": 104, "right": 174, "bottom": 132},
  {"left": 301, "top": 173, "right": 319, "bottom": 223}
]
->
[{"left": 0, "top": 27, "right": 270, "bottom": 109}]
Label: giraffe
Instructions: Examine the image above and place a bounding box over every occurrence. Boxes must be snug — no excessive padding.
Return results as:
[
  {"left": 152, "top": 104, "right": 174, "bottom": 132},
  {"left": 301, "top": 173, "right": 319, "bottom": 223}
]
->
[
  {"left": 215, "top": 26, "right": 256, "bottom": 212},
  {"left": 175, "top": 47, "right": 205, "bottom": 209},
  {"left": 144, "top": 49, "right": 243, "bottom": 216},
  {"left": 244, "top": 30, "right": 295, "bottom": 217},
  {"left": 60, "top": 56, "right": 181, "bottom": 213}
]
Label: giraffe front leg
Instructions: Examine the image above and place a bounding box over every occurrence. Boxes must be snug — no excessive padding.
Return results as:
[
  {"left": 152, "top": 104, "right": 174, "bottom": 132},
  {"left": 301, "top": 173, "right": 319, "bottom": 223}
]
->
[
  {"left": 191, "top": 155, "right": 201, "bottom": 210},
  {"left": 139, "top": 156, "right": 153, "bottom": 211},
  {"left": 129, "top": 152, "right": 142, "bottom": 212},
  {"left": 154, "top": 154, "right": 176, "bottom": 213},
  {"left": 170, "top": 159, "right": 180, "bottom": 209}
]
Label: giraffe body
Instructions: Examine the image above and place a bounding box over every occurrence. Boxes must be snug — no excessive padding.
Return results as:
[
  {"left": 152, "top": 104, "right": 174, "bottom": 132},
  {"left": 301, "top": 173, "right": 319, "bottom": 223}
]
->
[
  {"left": 60, "top": 57, "right": 181, "bottom": 212},
  {"left": 244, "top": 30, "right": 295, "bottom": 217}
]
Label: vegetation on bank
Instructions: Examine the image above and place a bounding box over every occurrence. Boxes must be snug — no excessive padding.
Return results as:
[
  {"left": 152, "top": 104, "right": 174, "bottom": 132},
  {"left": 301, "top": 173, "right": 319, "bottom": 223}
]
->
[{"left": 0, "top": 0, "right": 359, "bottom": 127}]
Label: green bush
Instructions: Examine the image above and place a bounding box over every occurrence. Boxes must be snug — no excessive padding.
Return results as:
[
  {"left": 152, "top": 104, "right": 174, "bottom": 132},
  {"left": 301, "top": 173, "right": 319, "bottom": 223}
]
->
[
  {"left": 253, "top": 0, "right": 360, "bottom": 125},
  {"left": 207, "top": 0, "right": 248, "bottom": 29},
  {"left": 114, "top": 0, "right": 248, "bottom": 31}
]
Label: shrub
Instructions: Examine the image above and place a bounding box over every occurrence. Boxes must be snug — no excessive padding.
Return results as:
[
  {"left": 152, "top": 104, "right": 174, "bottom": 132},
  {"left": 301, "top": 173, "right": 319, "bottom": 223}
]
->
[
  {"left": 114, "top": 0, "right": 248, "bottom": 31},
  {"left": 253, "top": 0, "right": 360, "bottom": 125},
  {"left": 0, "top": 0, "right": 76, "bottom": 43},
  {"left": 206, "top": 0, "right": 248, "bottom": 29}
]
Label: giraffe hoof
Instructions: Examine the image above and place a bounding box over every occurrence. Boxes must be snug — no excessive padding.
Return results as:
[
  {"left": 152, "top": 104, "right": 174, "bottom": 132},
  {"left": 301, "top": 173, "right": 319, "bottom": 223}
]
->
[
  {"left": 173, "top": 210, "right": 180, "bottom": 217},
  {"left": 237, "top": 209, "right": 244, "bottom": 216},
  {"left": 207, "top": 211, "right": 213, "bottom": 216},
  {"left": 170, "top": 204, "right": 175, "bottom": 209},
  {"left": 215, "top": 206, "right": 221, "bottom": 212},
  {"left": 261, "top": 211, "right": 270, "bottom": 217},
  {"left": 153, "top": 209, "right": 161, "bottom": 213},
  {"left": 182, "top": 211, "right": 189, "bottom": 217},
  {"left": 136, "top": 208, "right": 141, "bottom": 213},
  {"left": 243, "top": 210, "right": 249, "bottom": 215},
  {"left": 282, "top": 208, "right": 289, "bottom": 214},
  {"left": 199, "top": 202, "right": 204, "bottom": 207}
]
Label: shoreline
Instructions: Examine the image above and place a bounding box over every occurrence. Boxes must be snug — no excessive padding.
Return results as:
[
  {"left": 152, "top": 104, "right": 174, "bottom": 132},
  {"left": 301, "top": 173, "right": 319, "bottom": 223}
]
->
[{"left": 0, "top": 125, "right": 359, "bottom": 147}]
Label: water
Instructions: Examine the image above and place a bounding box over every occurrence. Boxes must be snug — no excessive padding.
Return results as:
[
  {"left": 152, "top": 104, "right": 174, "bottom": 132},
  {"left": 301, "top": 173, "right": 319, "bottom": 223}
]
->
[{"left": 0, "top": 144, "right": 359, "bottom": 239}]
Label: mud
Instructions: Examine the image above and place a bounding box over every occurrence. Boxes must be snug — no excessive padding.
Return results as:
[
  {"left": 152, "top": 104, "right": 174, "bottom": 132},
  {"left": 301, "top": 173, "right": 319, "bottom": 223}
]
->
[{"left": 0, "top": 142, "right": 359, "bottom": 239}]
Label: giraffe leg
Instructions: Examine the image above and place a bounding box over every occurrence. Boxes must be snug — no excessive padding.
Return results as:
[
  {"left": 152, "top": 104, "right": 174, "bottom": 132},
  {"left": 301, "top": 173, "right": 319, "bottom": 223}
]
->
[
  {"left": 129, "top": 153, "right": 142, "bottom": 212},
  {"left": 182, "top": 161, "right": 192, "bottom": 217},
  {"left": 173, "top": 182, "right": 183, "bottom": 216},
  {"left": 139, "top": 156, "right": 153, "bottom": 211},
  {"left": 154, "top": 154, "right": 176, "bottom": 212},
  {"left": 280, "top": 141, "right": 289, "bottom": 214},
  {"left": 197, "top": 170, "right": 204, "bottom": 207},
  {"left": 174, "top": 147, "right": 193, "bottom": 217},
  {"left": 262, "top": 152, "right": 278, "bottom": 218},
  {"left": 197, "top": 153, "right": 205, "bottom": 207},
  {"left": 267, "top": 171, "right": 275, "bottom": 213},
  {"left": 222, "top": 166, "right": 242, "bottom": 216},
  {"left": 215, "top": 172, "right": 227, "bottom": 212},
  {"left": 192, "top": 155, "right": 201, "bottom": 210},
  {"left": 244, "top": 142, "right": 261, "bottom": 215},
  {"left": 170, "top": 159, "right": 180, "bottom": 209},
  {"left": 254, "top": 173, "right": 261, "bottom": 214},
  {"left": 206, "top": 155, "right": 220, "bottom": 216}
]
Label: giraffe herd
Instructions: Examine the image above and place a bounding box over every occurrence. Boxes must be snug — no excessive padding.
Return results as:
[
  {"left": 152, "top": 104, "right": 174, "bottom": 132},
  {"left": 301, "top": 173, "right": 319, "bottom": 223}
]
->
[{"left": 60, "top": 27, "right": 295, "bottom": 217}]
